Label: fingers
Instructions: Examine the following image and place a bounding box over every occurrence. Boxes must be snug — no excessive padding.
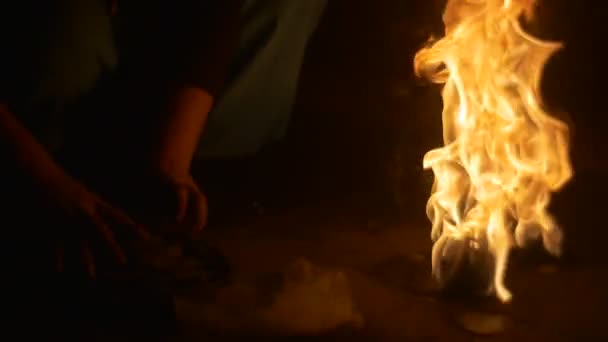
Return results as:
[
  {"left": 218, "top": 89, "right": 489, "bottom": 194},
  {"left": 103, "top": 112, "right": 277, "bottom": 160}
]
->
[
  {"left": 57, "top": 241, "right": 96, "bottom": 279},
  {"left": 190, "top": 187, "right": 208, "bottom": 234},
  {"left": 56, "top": 239, "right": 96, "bottom": 279},
  {"left": 90, "top": 211, "right": 127, "bottom": 264},
  {"left": 174, "top": 182, "right": 208, "bottom": 236},
  {"left": 99, "top": 201, "right": 150, "bottom": 240},
  {"left": 175, "top": 185, "right": 190, "bottom": 223}
]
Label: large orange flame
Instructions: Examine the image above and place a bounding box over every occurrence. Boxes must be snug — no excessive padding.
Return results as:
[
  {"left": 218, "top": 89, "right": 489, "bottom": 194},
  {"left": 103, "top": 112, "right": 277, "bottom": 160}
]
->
[{"left": 414, "top": 0, "right": 573, "bottom": 302}]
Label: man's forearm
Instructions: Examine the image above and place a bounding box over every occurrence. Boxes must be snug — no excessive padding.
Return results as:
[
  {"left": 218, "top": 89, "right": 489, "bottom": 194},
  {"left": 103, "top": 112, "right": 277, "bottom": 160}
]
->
[
  {"left": 155, "top": 87, "right": 213, "bottom": 177},
  {"left": 119, "top": 1, "right": 243, "bottom": 176},
  {"left": 0, "top": 104, "right": 68, "bottom": 185}
]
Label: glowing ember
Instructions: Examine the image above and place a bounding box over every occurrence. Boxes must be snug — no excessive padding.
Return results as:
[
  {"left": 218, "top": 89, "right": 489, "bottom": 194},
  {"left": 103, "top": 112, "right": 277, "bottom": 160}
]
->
[{"left": 414, "top": 0, "right": 573, "bottom": 302}]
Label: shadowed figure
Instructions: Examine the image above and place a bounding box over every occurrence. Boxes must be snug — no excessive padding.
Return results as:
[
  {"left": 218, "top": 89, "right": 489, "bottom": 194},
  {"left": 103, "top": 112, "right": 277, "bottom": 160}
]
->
[{"left": 0, "top": 0, "right": 326, "bottom": 336}]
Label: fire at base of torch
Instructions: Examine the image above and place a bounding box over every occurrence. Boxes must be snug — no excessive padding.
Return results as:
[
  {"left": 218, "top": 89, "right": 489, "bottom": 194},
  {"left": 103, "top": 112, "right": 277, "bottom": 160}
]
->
[{"left": 432, "top": 235, "right": 497, "bottom": 299}]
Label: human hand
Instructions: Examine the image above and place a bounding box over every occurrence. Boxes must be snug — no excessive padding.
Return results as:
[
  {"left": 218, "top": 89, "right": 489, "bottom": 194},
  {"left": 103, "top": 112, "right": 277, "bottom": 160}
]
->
[
  {"left": 39, "top": 173, "right": 148, "bottom": 277},
  {"left": 123, "top": 171, "right": 208, "bottom": 239},
  {"left": 158, "top": 173, "right": 208, "bottom": 238},
  {"left": 172, "top": 174, "right": 208, "bottom": 233}
]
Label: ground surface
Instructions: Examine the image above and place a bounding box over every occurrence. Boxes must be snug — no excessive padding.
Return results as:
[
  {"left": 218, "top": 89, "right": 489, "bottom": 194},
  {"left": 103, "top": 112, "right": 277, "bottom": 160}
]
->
[{"left": 175, "top": 172, "right": 604, "bottom": 341}]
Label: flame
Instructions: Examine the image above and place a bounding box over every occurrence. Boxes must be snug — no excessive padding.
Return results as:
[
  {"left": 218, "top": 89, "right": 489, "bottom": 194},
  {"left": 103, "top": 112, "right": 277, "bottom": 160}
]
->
[{"left": 414, "top": 0, "right": 573, "bottom": 302}]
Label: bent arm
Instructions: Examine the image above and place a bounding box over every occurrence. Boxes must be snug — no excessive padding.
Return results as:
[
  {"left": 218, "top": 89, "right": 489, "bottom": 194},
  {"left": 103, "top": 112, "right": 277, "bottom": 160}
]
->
[
  {"left": 119, "top": 0, "right": 243, "bottom": 176},
  {"left": 155, "top": 86, "right": 214, "bottom": 178},
  {"left": 0, "top": 104, "right": 70, "bottom": 188}
]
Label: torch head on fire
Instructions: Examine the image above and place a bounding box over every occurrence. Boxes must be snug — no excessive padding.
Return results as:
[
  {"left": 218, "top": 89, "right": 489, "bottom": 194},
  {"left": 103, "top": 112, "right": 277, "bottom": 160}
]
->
[{"left": 414, "top": 0, "right": 573, "bottom": 302}]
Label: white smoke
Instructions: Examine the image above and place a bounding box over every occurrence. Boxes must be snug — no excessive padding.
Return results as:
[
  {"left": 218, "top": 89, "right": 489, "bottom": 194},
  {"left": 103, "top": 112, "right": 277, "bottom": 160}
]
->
[{"left": 176, "top": 258, "right": 364, "bottom": 336}]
